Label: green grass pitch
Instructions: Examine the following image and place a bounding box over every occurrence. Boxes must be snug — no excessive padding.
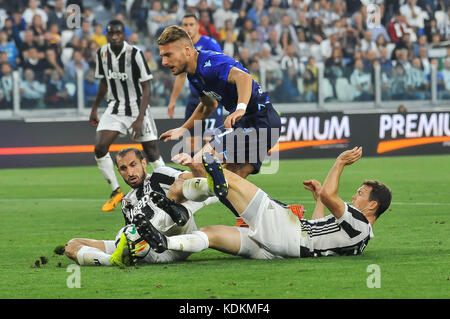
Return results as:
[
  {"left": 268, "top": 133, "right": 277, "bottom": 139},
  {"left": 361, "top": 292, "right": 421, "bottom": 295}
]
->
[{"left": 0, "top": 154, "right": 449, "bottom": 299}]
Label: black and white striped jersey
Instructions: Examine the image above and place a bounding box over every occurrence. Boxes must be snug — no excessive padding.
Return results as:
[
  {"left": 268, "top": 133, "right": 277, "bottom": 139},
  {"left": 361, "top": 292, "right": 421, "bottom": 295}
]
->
[
  {"left": 121, "top": 167, "right": 185, "bottom": 230},
  {"left": 95, "top": 41, "right": 153, "bottom": 117},
  {"left": 299, "top": 203, "right": 374, "bottom": 257}
]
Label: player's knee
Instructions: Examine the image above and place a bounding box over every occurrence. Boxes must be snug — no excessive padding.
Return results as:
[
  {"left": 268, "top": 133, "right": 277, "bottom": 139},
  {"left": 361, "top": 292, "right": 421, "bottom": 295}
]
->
[
  {"left": 142, "top": 141, "right": 160, "bottom": 161},
  {"left": 94, "top": 145, "right": 108, "bottom": 158},
  {"left": 199, "top": 226, "right": 216, "bottom": 245},
  {"left": 224, "top": 163, "right": 253, "bottom": 179}
]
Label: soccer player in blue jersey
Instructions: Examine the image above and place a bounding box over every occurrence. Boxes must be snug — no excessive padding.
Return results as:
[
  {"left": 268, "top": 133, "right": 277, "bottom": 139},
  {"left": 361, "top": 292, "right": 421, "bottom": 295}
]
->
[
  {"left": 167, "top": 14, "right": 224, "bottom": 155},
  {"left": 158, "top": 25, "right": 281, "bottom": 227},
  {"left": 158, "top": 25, "right": 281, "bottom": 179}
]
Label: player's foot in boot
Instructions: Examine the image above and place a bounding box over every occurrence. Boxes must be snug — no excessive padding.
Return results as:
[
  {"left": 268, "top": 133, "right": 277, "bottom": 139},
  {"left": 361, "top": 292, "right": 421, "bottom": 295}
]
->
[
  {"left": 133, "top": 214, "right": 168, "bottom": 253},
  {"left": 102, "top": 187, "right": 124, "bottom": 212},
  {"left": 202, "top": 152, "right": 228, "bottom": 199},
  {"left": 150, "top": 191, "right": 190, "bottom": 226},
  {"left": 109, "top": 233, "right": 132, "bottom": 267}
]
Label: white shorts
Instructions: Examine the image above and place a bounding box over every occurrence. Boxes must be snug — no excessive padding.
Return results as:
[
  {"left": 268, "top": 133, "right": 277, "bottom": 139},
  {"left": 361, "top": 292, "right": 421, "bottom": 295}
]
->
[
  {"left": 97, "top": 110, "right": 158, "bottom": 142},
  {"left": 238, "top": 189, "right": 301, "bottom": 259}
]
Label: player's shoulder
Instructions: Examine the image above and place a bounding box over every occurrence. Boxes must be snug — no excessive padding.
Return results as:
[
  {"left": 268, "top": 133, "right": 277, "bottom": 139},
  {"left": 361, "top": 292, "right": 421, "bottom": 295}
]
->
[
  {"left": 342, "top": 203, "right": 370, "bottom": 224},
  {"left": 97, "top": 44, "right": 108, "bottom": 55},
  {"left": 200, "top": 35, "right": 220, "bottom": 46},
  {"left": 122, "top": 187, "right": 137, "bottom": 203},
  {"left": 123, "top": 41, "right": 143, "bottom": 54},
  {"left": 198, "top": 50, "right": 229, "bottom": 67}
]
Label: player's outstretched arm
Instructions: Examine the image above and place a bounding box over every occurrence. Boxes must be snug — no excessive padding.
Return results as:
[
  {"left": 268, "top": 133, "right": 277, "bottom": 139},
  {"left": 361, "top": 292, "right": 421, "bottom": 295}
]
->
[
  {"left": 319, "top": 147, "right": 363, "bottom": 219},
  {"left": 303, "top": 179, "right": 326, "bottom": 219},
  {"left": 167, "top": 73, "right": 187, "bottom": 118},
  {"left": 129, "top": 80, "right": 151, "bottom": 140},
  {"left": 160, "top": 96, "right": 217, "bottom": 142},
  {"left": 224, "top": 67, "right": 253, "bottom": 128}
]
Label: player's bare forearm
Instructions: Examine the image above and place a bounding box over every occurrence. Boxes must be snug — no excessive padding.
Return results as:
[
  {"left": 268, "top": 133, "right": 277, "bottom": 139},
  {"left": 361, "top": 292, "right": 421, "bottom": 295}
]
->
[
  {"left": 224, "top": 68, "right": 252, "bottom": 128},
  {"left": 319, "top": 147, "right": 362, "bottom": 218},
  {"left": 138, "top": 80, "right": 151, "bottom": 119},
  {"left": 182, "top": 98, "right": 216, "bottom": 130},
  {"left": 310, "top": 200, "right": 326, "bottom": 220},
  {"left": 303, "top": 179, "right": 326, "bottom": 219},
  {"left": 169, "top": 73, "right": 187, "bottom": 105},
  {"left": 319, "top": 160, "right": 345, "bottom": 219},
  {"left": 228, "top": 67, "right": 252, "bottom": 106},
  {"left": 92, "top": 79, "right": 107, "bottom": 110}
]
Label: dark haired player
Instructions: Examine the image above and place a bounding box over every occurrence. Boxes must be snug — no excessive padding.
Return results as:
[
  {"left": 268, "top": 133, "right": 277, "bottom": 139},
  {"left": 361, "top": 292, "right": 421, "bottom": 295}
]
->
[
  {"left": 89, "top": 19, "right": 165, "bottom": 212},
  {"left": 64, "top": 148, "right": 216, "bottom": 266},
  {"left": 134, "top": 147, "right": 392, "bottom": 260}
]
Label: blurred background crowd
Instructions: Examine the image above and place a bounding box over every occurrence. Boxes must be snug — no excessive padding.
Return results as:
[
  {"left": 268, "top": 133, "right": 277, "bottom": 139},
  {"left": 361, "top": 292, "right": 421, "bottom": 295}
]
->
[{"left": 0, "top": 0, "right": 449, "bottom": 111}]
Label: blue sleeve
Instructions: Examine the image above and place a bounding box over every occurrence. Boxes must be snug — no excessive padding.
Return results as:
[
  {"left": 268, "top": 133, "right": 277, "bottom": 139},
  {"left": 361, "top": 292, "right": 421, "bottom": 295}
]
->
[{"left": 209, "top": 38, "right": 223, "bottom": 53}]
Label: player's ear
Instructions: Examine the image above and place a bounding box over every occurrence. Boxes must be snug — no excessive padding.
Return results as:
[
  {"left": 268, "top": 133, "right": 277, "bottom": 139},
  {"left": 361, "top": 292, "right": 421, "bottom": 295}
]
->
[
  {"left": 141, "top": 157, "right": 147, "bottom": 168},
  {"left": 184, "top": 44, "right": 192, "bottom": 57},
  {"left": 368, "top": 200, "right": 378, "bottom": 212}
]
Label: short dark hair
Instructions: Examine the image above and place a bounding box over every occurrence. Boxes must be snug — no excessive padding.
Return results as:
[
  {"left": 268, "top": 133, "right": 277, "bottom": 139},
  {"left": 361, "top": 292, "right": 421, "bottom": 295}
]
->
[
  {"left": 363, "top": 180, "right": 392, "bottom": 219},
  {"left": 114, "top": 147, "right": 144, "bottom": 166},
  {"left": 106, "top": 19, "right": 125, "bottom": 32},
  {"left": 182, "top": 13, "right": 198, "bottom": 21}
]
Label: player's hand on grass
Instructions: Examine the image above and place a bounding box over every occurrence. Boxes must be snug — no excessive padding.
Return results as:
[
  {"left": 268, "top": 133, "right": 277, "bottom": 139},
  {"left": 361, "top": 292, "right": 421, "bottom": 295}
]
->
[
  {"left": 160, "top": 127, "right": 188, "bottom": 142},
  {"left": 89, "top": 109, "right": 99, "bottom": 127},
  {"left": 337, "top": 146, "right": 362, "bottom": 166},
  {"left": 129, "top": 117, "right": 144, "bottom": 140},
  {"left": 224, "top": 109, "right": 245, "bottom": 129},
  {"left": 303, "top": 179, "right": 322, "bottom": 201}
]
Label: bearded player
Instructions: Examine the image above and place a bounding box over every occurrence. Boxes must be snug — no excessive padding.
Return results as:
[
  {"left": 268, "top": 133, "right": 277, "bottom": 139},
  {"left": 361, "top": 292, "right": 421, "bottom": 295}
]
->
[{"left": 64, "top": 147, "right": 216, "bottom": 266}]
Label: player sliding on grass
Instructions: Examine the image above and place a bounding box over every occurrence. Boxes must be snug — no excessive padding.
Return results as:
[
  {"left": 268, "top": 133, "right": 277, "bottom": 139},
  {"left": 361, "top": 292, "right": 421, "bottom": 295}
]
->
[
  {"left": 64, "top": 148, "right": 216, "bottom": 266},
  {"left": 129, "top": 147, "right": 392, "bottom": 259}
]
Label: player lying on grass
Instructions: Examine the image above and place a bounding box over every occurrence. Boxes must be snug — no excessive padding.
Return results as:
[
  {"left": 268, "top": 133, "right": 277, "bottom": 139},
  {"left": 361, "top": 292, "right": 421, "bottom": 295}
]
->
[
  {"left": 64, "top": 147, "right": 216, "bottom": 266},
  {"left": 128, "top": 147, "right": 392, "bottom": 260}
]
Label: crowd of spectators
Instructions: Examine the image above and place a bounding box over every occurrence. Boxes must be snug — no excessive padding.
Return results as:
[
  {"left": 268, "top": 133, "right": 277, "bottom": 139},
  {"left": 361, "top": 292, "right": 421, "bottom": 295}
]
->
[{"left": 0, "top": 0, "right": 449, "bottom": 110}]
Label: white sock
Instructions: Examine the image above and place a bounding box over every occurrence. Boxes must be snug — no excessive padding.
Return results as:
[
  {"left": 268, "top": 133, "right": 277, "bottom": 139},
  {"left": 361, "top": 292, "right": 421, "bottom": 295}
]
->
[
  {"left": 150, "top": 156, "right": 165, "bottom": 170},
  {"left": 95, "top": 153, "right": 120, "bottom": 191},
  {"left": 167, "top": 231, "right": 209, "bottom": 252},
  {"left": 76, "top": 246, "right": 112, "bottom": 266},
  {"left": 182, "top": 178, "right": 214, "bottom": 202}
]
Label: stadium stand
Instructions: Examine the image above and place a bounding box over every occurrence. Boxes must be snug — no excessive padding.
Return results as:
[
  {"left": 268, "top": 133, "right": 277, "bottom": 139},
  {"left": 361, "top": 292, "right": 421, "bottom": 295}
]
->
[{"left": 0, "top": 0, "right": 448, "bottom": 116}]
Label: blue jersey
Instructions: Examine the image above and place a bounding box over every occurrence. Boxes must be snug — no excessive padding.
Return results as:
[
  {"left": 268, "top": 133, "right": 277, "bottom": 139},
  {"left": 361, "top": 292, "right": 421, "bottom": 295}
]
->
[
  {"left": 187, "top": 50, "right": 269, "bottom": 115},
  {"left": 189, "top": 36, "right": 223, "bottom": 97},
  {"left": 194, "top": 36, "right": 222, "bottom": 53}
]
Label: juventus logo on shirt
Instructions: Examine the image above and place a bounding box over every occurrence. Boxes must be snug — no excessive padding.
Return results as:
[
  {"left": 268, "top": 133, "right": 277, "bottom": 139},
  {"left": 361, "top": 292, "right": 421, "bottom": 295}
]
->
[{"left": 106, "top": 69, "right": 129, "bottom": 81}]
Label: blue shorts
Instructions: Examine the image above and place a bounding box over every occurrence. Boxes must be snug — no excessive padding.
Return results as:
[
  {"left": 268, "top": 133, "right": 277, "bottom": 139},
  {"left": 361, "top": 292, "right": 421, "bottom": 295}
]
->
[
  {"left": 185, "top": 95, "right": 224, "bottom": 136},
  {"left": 208, "top": 102, "right": 281, "bottom": 174}
]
